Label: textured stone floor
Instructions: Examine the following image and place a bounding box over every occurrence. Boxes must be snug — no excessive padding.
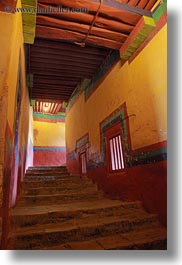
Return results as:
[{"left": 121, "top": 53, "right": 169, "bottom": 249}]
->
[{"left": 7, "top": 166, "right": 167, "bottom": 250}]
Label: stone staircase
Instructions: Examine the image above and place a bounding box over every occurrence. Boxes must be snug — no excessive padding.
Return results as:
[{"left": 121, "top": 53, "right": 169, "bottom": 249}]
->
[{"left": 7, "top": 166, "right": 167, "bottom": 250}]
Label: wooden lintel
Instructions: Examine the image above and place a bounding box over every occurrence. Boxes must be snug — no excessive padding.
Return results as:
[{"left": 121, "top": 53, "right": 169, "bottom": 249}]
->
[{"left": 120, "top": 16, "right": 156, "bottom": 60}]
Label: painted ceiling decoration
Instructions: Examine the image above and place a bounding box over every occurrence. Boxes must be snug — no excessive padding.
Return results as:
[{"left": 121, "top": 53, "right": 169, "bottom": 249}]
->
[
  {"left": 32, "top": 100, "right": 66, "bottom": 115},
  {"left": 1, "top": 0, "right": 164, "bottom": 112}
]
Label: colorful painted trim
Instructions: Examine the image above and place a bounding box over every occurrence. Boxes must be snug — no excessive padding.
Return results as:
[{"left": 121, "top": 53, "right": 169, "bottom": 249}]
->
[
  {"left": 87, "top": 103, "right": 167, "bottom": 169},
  {"left": 120, "top": 16, "right": 156, "bottom": 61},
  {"left": 67, "top": 134, "right": 89, "bottom": 161},
  {"left": 128, "top": 12, "right": 167, "bottom": 64},
  {"left": 85, "top": 50, "right": 120, "bottom": 101},
  {"left": 34, "top": 146, "right": 66, "bottom": 152},
  {"left": 99, "top": 103, "right": 131, "bottom": 164},
  {"left": 67, "top": 150, "right": 77, "bottom": 161},
  {"left": 76, "top": 133, "right": 89, "bottom": 150},
  {"left": 22, "top": 0, "right": 36, "bottom": 44},
  {"left": 67, "top": 79, "right": 91, "bottom": 111},
  {"left": 33, "top": 112, "right": 65, "bottom": 123},
  {"left": 152, "top": 0, "right": 167, "bottom": 23}
]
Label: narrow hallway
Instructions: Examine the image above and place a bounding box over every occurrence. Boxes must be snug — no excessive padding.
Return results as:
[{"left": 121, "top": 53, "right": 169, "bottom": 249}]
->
[
  {"left": 0, "top": 0, "right": 167, "bottom": 250},
  {"left": 8, "top": 166, "right": 166, "bottom": 250}
]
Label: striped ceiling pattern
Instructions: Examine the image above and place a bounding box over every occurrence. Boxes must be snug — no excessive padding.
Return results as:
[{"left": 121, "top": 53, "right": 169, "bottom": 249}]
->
[{"left": 33, "top": 100, "right": 65, "bottom": 114}]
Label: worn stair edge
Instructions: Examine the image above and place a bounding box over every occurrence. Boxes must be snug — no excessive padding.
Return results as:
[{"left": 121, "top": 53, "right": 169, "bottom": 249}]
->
[
  {"left": 10, "top": 202, "right": 145, "bottom": 228},
  {"left": 21, "top": 184, "right": 98, "bottom": 196},
  {"left": 28, "top": 166, "right": 67, "bottom": 170},
  {"left": 24, "top": 176, "right": 80, "bottom": 182},
  {"left": 10, "top": 200, "right": 143, "bottom": 216},
  {"left": 39, "top": 227, "right": 167, "bottom": 250},
  {"left": 22, "top": 179, "right": 93, "bottom": 189},
  {"left": 8, "top": 214, "right": 159, "bottom": 249},
  {"left": 17, "top": 192, "right": 105, "bottom": 206}
]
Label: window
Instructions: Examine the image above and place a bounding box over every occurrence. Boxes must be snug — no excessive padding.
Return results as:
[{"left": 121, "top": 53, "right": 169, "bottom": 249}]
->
[
  {"left": 109, "top": 135, "right": 125, "bottom": 171},
  {"left": 105, "top": 122, "right": 125, "bottom": 173}
]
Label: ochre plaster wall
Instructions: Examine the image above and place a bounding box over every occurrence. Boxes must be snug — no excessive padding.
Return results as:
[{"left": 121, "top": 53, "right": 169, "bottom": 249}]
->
[
  {"left": 66, "top": 25, "right": 167, "bottom": 226},
  {"left": 66, "top": 25, "right": 167, "bottom": 154},
  {"left": 33, "top": 120, "right": 66, "bottom": 166},
  {"left": 0, "top": 0, "right": 33, "bottom": 248}
]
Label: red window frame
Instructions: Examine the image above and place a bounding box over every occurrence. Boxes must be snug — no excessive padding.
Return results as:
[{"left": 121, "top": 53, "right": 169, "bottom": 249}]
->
[{"left": 105, "top": 122, "right": 125, "bottom": 174}]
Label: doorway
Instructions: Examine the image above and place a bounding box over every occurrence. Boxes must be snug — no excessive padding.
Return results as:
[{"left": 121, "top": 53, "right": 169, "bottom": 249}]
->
[{"left": 79, "top": 151, "right": 87, "bottom": 176}]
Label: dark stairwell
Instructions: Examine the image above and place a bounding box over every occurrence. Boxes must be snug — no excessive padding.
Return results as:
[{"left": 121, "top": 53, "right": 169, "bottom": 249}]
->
[{"left": 7, "top": 166, "right": 167, "bottom": 250}]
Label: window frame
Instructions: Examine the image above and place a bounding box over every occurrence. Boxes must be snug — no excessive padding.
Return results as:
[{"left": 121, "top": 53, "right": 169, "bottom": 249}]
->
[{"left": 105, "top": 122, "right": 126, "bottom": 175}]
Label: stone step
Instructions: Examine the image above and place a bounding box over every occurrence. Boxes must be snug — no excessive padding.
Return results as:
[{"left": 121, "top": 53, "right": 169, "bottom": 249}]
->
[
  {"left": 27, "top": 166, "right": 67, "bottom": 171},
  {"left": 10, "top": 200, "right": 143, "bottom": 228},
  {"left": 21, "top": 183, "right": 98, "bottom": 196},
  {"left": 22, "top": 177, "right": 92, "bottom": 189},
  {"left": 24, "top": 174, "right": 80, "bottom": 182},
  {"left": 8, "top": 212, "right": 159, "bottom": 250},
  {"left": 28, "top": 166, "right": 67, "bottom": 171},
  {"left": 41, "top": 227, "right": 167, "bottom": 250},
  {"left": 26, "top": 168, "right": 68, "bottom": 175},
  {"left": 26, "top": 170, "right": 68, "bottom": 175},
  {"left": 17, "top": 190, "right": 105, "bottom": 206}
]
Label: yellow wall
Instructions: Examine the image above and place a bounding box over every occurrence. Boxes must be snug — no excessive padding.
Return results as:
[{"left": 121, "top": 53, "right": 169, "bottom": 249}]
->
[
  {"left": 66, "top": 25, "right": 167, "bottom": 154},
  {"left": 33, "top": 121, "right": 65, "bottom": 147},
  {"left": 0, "top": 0, "right": 25, "bottom": 131},
  {"left": 0, "top": 0, "right": 33, "bottom": 208}
]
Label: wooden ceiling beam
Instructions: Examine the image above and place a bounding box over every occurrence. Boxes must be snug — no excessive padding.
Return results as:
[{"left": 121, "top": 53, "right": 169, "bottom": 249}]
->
[
  {"left": 34, "top": 75, "right": 81, "bottom": 82},
  {"left": 33, "top": 90, "right": 74, "bottom": 94},
  {"left": 32, "top": 83, "right": 77, "bottom": 91},
  {"left": 33, "top": 75, "right": 80, "bottom": 83},
  {"left": 145, "top": 0, "right": 156, "bottom": 10},
  {"left": 32, "top": 91, "right": 70, "bottom": 97},
  {"left": 129, "top": 0, "right": 141, "bottom": 6},
  {"left": 36, "top": 15, "right": 128, "bottom": 43},
  {"left": 30, "top": 49, "right": 105, "bottom": 62},
  {"left": 33, "top": 38, "right": 109, "bottom": 55},
  {"left": 30, "top": 69, "right": 93, "bottom": 78},
  {"left": 33, "top": 79, "right": 79, "bottom": 86},
  {"left": 33, "top": 83, "right": 76, "bottom": 88},
  {"left": 36, "top": 25, "right": 123, "bottom": 50},
  {"left": 30, "top": 64, "right": 96, "bottom": 73},
  {"left": 37, "top": 3, "right": 134, "bottom": 34},
  {"left": 32, "top": 94, "right": 70, "bottom": 100},
  {"left": 33, "top": 80, "right": 78, "bottom": 86},
  {"left": 33, "top": 98, "right": 64, "bottom": 103},
  {"left": 30, "top": 54, "right": 101, "bottom": 65},
  {"left": 30, "top": 58, "right": 98, "bottom": 70},
  {"left": 38, "top": 0, "right": 152, "bottom": 24},
  {"left": 137, "top": 0, "right": 149, "bottom": 9}
]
